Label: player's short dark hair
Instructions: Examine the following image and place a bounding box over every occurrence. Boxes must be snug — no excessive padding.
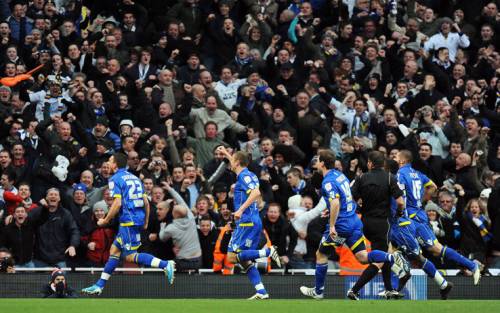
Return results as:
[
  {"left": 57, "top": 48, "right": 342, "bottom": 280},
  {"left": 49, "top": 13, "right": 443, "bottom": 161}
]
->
[
  {"left": 233, "top": 151, "right": 250, "bottom": 167},
  {"left": 318, "top": 150, "right": 336, "bottom": 169},
  {"left": 113, "top": 152, "right": 128, "bottom": 168},
  {"left": 420, "top": 143, "right": 433, "bottom": 151},
  {"left": 399, "top": 150, "right": 413, "bottom": 163},
  {"left": 368, "top": 151, "right": 385, "bottom": 169}
]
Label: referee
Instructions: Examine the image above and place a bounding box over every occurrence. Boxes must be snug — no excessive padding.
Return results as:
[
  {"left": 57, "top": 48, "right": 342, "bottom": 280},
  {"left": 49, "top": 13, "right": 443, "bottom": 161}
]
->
[{"left": 351, "top": 151, "right": 403, "bottom": 299}]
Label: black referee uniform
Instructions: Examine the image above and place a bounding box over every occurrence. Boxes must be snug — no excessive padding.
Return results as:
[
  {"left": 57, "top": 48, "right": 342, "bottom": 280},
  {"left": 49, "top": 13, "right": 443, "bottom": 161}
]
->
[
  {"left": 351, "top": 162, "right": 403, "bottom": 295},
  {"left": 351, "top": 167, "right": 401, "bottom": 251}
]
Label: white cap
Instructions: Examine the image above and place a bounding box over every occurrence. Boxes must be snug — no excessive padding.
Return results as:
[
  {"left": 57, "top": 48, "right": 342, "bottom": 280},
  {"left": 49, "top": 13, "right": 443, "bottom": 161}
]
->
[{"left": 119, "top": 119, "right": 134, "bottom": 128}]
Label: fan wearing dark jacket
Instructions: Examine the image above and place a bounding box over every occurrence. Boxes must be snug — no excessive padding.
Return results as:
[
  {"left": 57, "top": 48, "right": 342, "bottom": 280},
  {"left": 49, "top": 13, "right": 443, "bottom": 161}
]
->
[
  {"left": 29, "top": 188, "right": 80, "bottom": 268},
  {"left": 262, "top": 203, "right": 298, "bottom": 267}
]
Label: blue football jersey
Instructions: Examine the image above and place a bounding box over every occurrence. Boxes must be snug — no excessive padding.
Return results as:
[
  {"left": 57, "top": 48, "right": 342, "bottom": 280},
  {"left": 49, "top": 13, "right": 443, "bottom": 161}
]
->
[
  {"left": 109, "top": 168, "right": 146, "bottom": 226},
  {"left": 396, "top": 164, "right": 433, "bottom": 220},
  {"left": 233, "top": 168, "right": 260, "bottom": 222},
  {"left": 321, "top": 170, "right": 356, "bottom": 219}
]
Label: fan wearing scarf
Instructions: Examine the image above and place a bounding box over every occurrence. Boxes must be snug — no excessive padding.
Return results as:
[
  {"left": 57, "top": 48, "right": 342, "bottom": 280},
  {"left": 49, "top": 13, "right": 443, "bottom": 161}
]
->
[
  {"left": 286, "top": 167, "right": 318, "bottom": 203},
  {"left": 461, "top": 198, "right": 493, "bottom": 266},
  {"left": 27, "top": 79, "right": 74, "bottom": 122}
]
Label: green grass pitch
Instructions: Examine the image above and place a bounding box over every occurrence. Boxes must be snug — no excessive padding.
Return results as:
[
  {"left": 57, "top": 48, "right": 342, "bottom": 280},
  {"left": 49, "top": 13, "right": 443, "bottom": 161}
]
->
[{"left": 2, "top": 299, "right": 500, "bottom": 313}]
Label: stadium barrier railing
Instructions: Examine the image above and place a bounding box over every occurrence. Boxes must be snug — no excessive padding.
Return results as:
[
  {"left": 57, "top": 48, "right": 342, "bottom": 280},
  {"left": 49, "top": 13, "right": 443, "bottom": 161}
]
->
[{"left": 2, "top": 268, "right": 500, "bottom": 299}]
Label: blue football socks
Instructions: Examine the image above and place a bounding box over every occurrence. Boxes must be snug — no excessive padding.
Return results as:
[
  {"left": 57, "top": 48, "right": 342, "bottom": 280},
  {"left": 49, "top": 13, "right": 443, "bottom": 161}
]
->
[
  {"left": 315, "top": 263, "right": 328, "bottom": 295},
  {"left": 96, "top": 255, "right": 120, "bottom": 288},
  {"left": 247, "top": 264, "right": 267, "bottom": 295},
  {"left": 441, "top": 246, "right": 475, "bottom": 271}
]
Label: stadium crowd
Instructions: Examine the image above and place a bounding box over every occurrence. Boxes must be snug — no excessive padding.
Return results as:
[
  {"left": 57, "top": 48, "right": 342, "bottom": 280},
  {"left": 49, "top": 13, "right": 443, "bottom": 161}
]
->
[{"left": 0, "top": 0, "right": 500, "bottom": 275}]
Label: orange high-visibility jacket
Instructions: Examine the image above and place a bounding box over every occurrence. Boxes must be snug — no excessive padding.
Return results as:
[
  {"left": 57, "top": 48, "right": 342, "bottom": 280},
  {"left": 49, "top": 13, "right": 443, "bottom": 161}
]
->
[
  {"left": 336, "top": 237, "right": 372, "bottom": 276},
  {"left": 213, "top": 226, "right": 273, "bottom": 274},
  {"left": 213, "top": 224, "right": 234, "bottom": 275}
]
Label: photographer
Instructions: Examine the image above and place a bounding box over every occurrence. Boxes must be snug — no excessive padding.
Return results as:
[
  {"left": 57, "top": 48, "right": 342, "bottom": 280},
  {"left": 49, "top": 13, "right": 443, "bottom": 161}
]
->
[
  {"left": 0, "top": 248, "right": 15, "bottom": 273},
  {"left": 410, "top": 103, "right": 450, "bottom": 159},
  {"left": 42, "top": 269, "right": 77, "bottom": 298}
]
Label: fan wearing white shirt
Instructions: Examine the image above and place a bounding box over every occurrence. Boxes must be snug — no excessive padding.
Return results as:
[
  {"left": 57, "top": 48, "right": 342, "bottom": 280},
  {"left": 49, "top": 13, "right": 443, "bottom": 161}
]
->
[
  {"left": 424, "top": 18, "right": 470, "bottom": 63},
  {"left": 214, "top": 66, "right": 246, "bottom": 110},
  {"left": 331, "top": 93, "right": 376, "bottom": 138}
]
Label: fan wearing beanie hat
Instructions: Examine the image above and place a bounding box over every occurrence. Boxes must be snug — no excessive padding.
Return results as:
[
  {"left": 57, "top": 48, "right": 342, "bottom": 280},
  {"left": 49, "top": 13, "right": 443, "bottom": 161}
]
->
[
  {"left": 51, "top": 269, "right": 66, "bottom": 284},
  {"left": 425, "top": 201, "right": 446, "bottom": 238},
  {"left": 93, "top": 200, "right": 109, "bottom": 215},
  {"left": 42, "top": 269, "right": 77, "bottom": 298},
  {"left": 73, "top": 183, "right": 88, "bottom": 206},
  {"left": 73, "top": 183, "right": 88, "bottom": 194}
]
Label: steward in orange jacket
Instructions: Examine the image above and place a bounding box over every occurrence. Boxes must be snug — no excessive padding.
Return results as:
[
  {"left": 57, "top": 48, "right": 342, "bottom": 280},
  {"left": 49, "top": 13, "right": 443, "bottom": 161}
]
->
[{"left": 213, "top": 225, "right": 273, "bottom": 274}]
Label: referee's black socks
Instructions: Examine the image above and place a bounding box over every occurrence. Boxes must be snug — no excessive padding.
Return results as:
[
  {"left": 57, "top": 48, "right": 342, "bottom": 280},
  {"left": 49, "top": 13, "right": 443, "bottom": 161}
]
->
[{"left": 351, "top": 264, "right": 379, "bottom": 293}]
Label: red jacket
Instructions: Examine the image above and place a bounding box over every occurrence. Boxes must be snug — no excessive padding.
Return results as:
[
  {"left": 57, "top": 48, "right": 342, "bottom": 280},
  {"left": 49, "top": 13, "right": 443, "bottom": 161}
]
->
[
  {"left": 3, "top": 191, "right": 37, "bottom": 215},
  {"left": 86, "top": 226, "right": 115, "bottom": 266}
]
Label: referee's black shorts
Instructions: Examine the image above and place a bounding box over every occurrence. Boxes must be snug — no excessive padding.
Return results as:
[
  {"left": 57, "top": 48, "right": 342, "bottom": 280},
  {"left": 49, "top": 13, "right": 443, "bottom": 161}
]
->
[{"left": 361, "top": 216, "right": 390, "bottom": 252}]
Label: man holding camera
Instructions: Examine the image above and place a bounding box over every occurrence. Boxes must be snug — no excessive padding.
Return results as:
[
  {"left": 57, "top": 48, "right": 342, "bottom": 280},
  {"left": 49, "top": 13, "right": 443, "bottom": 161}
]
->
[
  {"left": 42, "top": 269, "right": 77, "bottom": 298},
  {"left": 0, "top": 248, "right": 15, "bottom": 273}
]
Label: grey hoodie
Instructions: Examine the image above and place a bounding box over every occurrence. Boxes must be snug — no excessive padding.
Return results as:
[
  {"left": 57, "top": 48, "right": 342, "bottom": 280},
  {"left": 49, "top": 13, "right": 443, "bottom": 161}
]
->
[{"left": 159, "top": 188, "right": 202, "bottom": 259}]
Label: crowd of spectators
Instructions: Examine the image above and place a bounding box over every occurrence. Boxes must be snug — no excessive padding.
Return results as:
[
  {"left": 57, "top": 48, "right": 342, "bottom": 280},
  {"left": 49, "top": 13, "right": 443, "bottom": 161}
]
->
[{"left": 0, "top": 0, "right": 500, "bottom": 274}]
